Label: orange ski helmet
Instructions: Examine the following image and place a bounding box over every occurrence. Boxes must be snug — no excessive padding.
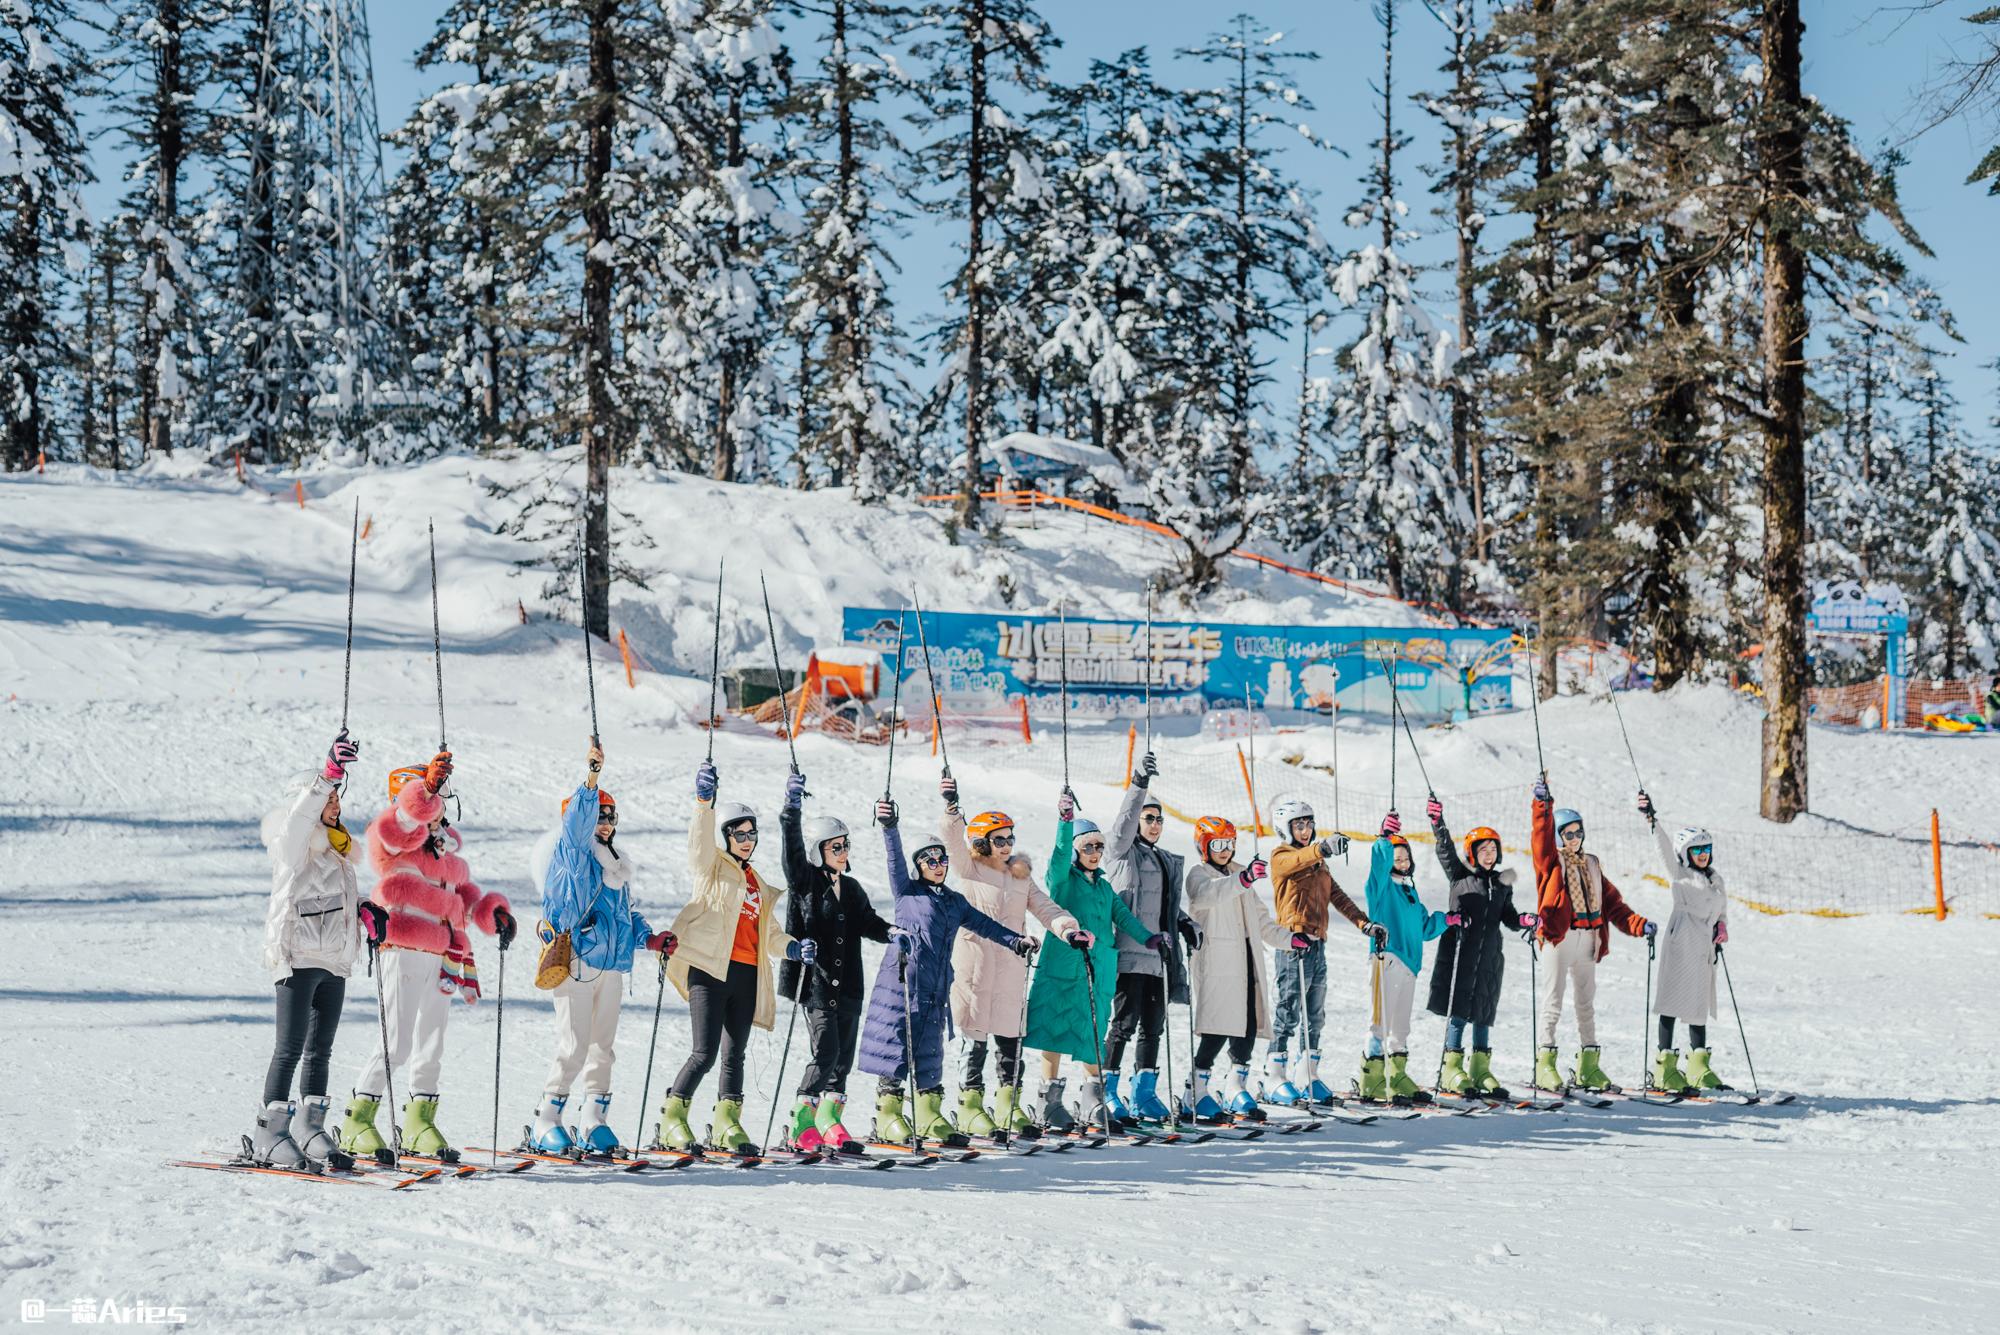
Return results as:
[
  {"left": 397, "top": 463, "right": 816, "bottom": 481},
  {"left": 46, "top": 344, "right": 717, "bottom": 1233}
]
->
[
  {"left": 1194, "top": 816, "right": 1238, "bottom": 862},
  {"left": 1463, "top": 826, "right": 1502, "bottom": 865},
  {"left": 967, "top": 810, "right": 1014, "bottom": 840},
  {"left": 562, "top": 790, "right": 617, "bottom": 818},
  {"left": 387, "top": 765, "right": 428, "bottom": 799}
]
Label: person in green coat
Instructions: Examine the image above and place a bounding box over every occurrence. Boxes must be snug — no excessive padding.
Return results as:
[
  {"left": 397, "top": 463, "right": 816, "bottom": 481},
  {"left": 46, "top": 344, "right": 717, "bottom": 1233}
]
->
[{"left": 1024, "top": 787, "right": 1165, "bottom": 1133}]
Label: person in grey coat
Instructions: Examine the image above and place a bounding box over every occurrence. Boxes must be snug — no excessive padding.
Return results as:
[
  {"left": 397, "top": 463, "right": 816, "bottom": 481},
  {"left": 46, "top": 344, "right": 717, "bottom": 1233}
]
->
[{"left": 1103, "top": 750, "right": 1203, "bottom": 1122}]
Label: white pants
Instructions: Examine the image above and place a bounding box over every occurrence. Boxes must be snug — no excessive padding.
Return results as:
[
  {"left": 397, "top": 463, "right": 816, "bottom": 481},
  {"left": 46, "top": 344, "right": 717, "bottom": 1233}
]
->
[
  {"left": 1537, "top": 932, "right": 1599, "bottom": 1048},
  {"left": 544, "top": 968, "right": 625, "bottom": 1096},
  {"left": 1367, "top": 955, "right": 1417, "bottom": 1054},
  {"left": 352, "top": 948, "right": 451, "bottom": 1097}
]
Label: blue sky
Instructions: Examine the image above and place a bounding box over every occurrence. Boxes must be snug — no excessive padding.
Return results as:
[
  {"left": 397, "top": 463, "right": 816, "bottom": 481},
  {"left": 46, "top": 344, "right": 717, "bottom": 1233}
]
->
[{"left": 349, "top": 0, "right": 1999, "bottom": 432}]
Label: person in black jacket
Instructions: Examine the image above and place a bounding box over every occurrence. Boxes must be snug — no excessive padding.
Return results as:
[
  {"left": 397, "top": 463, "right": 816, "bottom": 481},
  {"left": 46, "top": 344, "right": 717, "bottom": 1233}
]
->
[
  {"left": 778, "top": 769, "right": 892, "bottom": 1152},
  {"left": 1424, "top": 796, "right": 1538, "bottom": 1095}
]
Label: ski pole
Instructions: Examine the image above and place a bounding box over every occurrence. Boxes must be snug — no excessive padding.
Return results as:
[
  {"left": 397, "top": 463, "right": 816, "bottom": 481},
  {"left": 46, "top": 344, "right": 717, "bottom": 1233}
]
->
[
  {"left": 1080, "top": 950, "right": 1110, "bottom": 1137},
  {"left": 428, "top": 521, "right": 446, "bottom": 751},
  {"left": 490, "top": 939, "right": 506, "bottom": 1167},
  {"left": 705, "top": 560, "right": 724, "bottom": 761},
  {"left": 633, "top": 951, "right": 668, "bottom": 1150},
  {"left": 1058, "top": 599, "right": 1070, "bottom": 792},
  {"left": 762, "top": 967, "right": 806, "bottom": 1154},
  {"left": 760, "top": 573, "right": 800, "bottom": 776},
  {"left": 1525, "top": 633, "right": 1546, "bottom": 782},
  {"left": 912, "top": 590, "right": 950, "bottom": 779},
  {"left": 882, "top": 612, "right": 907, "bottom": 800},
  {"left": 1369, "top": 941, "right": 1385, "bottom": 1103},
  {"left": 1294, "top": 946, "right": 1312, "bottom": 1105},
  {"left": 1162, "top": 958, "right": 1177, "bottom": 1132},
  {"left": 1605, "top": 669, "right": 1645, "bottom": 792},
  {"left": 1010, "top": 956, "right": 1036, "bottom": 1135},
  {"left": 369, "top": 940, "right": 398, "bottom": 1167},
  {"left": 341, "top": 499, "right": 358, "bottom": 734},
  {"left": 1386, "top": 658, "right": 1398, "bottom": 814},
  {"left": 1641, "top": 934, "right": 1656, "bottom": 1093},
  {"left": 1143, "top": 584, "right": 1155, "bottom": 755},
  {"left": 898, "top": 951, "right": 922, "bottom": 1154},
  {"left": 1331, "top": 699, "right": 1344, "bottom": 859},
  {"left": 1718, "top": 945, "right": 1761, "bottom": 1096},
  {"left": 579, "top": 522, "right": 599, "bottom": 745},
  {"left": 1526, "top": 929, "right": 1546, "bottom": 1093},
  {"left": 1385, "top": 670, "right": 1436, "bottom": 798},
  {"left": 1245, "top": 691, "right": 1262, "bottom": 854}
]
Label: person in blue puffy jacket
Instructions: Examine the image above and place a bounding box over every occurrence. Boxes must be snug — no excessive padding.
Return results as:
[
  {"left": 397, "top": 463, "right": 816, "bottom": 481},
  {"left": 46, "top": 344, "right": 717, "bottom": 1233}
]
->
[
  {"left": 1355, "top": 810, "right": 1450, "bottom": 1106},
  {"left": 528, "top": 740, "right": 676, "bottom": 1155},
  {"left": 857, "top": 797, "right": 1036, "bottom": 1147}
]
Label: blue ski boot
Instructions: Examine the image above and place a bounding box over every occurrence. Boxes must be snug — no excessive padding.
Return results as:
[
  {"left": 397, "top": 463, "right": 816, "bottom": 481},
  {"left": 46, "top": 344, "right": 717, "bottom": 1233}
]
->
[
  {"left": 1187, "top": 1070, "right": 1228, "bottom": 1122},
  {"left": 1262, "top": 1053, "right": 1303, "bottom": 1107},
  {"left": 1301, "top": 1051, "right": 1336, "bottom": 1104},
  {"left": 579, "top": 1093, "right": 621, "bottom": 1154},
  {"left": 1103, "top": 1072, "right": 1133, "bottom": 1123},
  {"left": 1131, "top": 1069, "right": 1172, "bottom": 1122},
  {"left": 1226, "top": 1065, "right": 1267, "bottom": 1120},
  {"left": 530, "top": 1093, "right": 576, "bottom": 1155}
]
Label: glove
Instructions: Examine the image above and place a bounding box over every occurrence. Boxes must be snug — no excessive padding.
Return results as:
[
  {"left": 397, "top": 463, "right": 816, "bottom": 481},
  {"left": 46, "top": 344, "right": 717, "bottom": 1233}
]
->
[
  {"left": 1713, "top": 921, "right": 1729, "bottom": 944},
  {"left": 940, "top": 774, "right": 959, "bottom": 806},
  {"left": 875, "top": 798, "right": 898, "bottom": 828},
  {"left": 695, "top": 760, "right": 718, "bottom": 801},
  {"left": 359, "top": 900, "right": 388, "bottom": 944},
  {"left": 1289, "top": 933, "right": 1312, "bottom": 955},
  {"left": 1236, "top": 857, "right": 1268, "bottom": 889},
  {"left": 1133, "top": 751, "right": 1158, "bottom": 786},
  {"left": 787, "top": 939, "right": 820, "bottom": 965},
  {"left": 645, "top": 930, "right": 677, "bottom": 955},
  {"left": 1057, "top": 787, "right": 1076, "bottom": 821},
  {"left": 1517, "top": 912, "right": 1540, "bottom": 930},
  {"left": 784, "top": 771, "right": 807, "bottom": 810},
  {"left": 1425, "top": 795, "right": 1442, "bottom": 824},
  {"left": 1365, "top": 921, "right": 1389, "bottom": 946},
  {"left": 1532, "top": 777, "right": 1551, "bottom": 803},
  {"left": 324, "top": 735, "right": 359, "bottom": 783},
  {"left": 1381, "top": 812, "right": 1401, "bottom": 837},
  {"left": 1177, "top": 918, "right": 1203, "bottom": 953},
  {"left": 1642, "top": 921, "right": 1658, "bottom": 938},
  {"left": 1636, "top": 790, "right": 1654, "bottom": 824},
  {"left": 1010, "top": 936, "right": 1039, "bottom": 959},
  {"left": 1445, "top": 912, "right": 1465, "bottom": 928},
  {"left": 890, "top": 928, "right": 913, "bottom": 957},
  {"left": 493, "top": 907, "right": 518, "bottom": 951},
  {"left": 1144, "top": 932, "right": 1170, "bottom": 954},
  {"left": 587, "top": 741, "right": 604, "bottom": 774},
  {"left": 1317, "top": 835, "right": 1349, "bottom": 859},
  {"left": 424, "top": 750, "right": 453, "bottom": 794},
  {"left": 1065, "top": 929, "right": 1095, "bottom": 950}
]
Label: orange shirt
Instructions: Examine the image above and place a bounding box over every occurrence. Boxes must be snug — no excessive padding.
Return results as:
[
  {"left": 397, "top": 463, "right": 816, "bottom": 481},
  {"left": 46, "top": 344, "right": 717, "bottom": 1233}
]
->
[{"left": 729, "top": 867, "right": 763, "bottom": 966}]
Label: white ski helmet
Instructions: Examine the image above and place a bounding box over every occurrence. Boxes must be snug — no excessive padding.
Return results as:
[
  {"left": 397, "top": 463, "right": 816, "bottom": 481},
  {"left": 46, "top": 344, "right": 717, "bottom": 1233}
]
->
[
  {"left": 1672, "top": 827, "right": 1714, "bottom": 867},
  {"left": 908, "top": 831, "right": 948, "bottom": 877},
  {"left": 1271, "top": 796, "right": 1315, "bottom": 836},
  {"left": 715, "top": 801, "right": 758, "bottom": 835},
  {"left": 804, "top": 815, "right": 850, "bottom": 868}
]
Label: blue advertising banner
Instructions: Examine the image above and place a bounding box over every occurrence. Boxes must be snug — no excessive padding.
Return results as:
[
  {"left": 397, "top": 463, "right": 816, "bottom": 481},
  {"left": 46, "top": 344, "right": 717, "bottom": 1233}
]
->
[{"left": 841, "top": 608, "right": 1517, "bottom": 721}]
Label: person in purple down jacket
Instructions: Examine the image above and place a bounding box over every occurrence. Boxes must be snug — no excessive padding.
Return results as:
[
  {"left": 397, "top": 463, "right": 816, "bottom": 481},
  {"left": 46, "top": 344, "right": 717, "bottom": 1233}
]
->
[{"left": 857, "top": 797, "right": 1037, "bottom": 1147}]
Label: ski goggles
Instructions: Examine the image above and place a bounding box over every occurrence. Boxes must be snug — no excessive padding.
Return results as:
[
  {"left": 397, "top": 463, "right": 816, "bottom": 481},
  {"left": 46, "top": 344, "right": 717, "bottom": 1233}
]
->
[
  {"left": 595, "top": 807, "right": 618, "bottom": 826},
  {"left": 1208, "top": 838, "right": 1236, "bottom": 856}
]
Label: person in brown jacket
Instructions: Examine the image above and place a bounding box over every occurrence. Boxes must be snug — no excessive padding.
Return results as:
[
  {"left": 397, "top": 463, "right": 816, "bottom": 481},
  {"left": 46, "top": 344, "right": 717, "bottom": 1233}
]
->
[
  {"left": 1260, "top": 795, "right": 1385, "bottom": 1105},
  {"left": 1529, "top": 779, "right": 1653, "bottom": 1092}
]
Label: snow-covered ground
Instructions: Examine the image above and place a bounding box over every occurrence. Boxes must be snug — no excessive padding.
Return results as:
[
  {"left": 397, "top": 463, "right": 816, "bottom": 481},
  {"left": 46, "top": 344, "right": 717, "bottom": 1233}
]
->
[{"left": 2, "top": 458, "right": 1996, "bottom": 1334}]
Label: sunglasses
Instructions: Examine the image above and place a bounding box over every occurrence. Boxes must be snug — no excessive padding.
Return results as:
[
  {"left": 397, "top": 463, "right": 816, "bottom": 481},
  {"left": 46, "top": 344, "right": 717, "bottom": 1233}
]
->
[
  {"left": 1075, "top": 840, "right": 1107, "bottom": 855},
  {"left": 596, "top": 809, "right": 618, "bottom": 826},
  {"left": 822, "top": 839, "right": 849, "bottom": 855},
  {"left": 915, "top": 850, "right": 949, "bottom": 867},
  {"left": 987, "top": 834, "right": 1017, "bottom": 847},
  {"left": 727, "top": 826, "right": 758, "bottom": 843},
  {"left": 1140, "top": 812, "right": 1164, "bottom": 824}
]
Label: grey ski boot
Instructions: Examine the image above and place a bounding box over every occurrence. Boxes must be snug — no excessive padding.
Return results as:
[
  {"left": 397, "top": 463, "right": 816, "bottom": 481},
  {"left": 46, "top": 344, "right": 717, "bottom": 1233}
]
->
[
  {"left": 248, "top": 1100, "right": 308, "bottom": 1169},
  {"left": 1039, "top": 1077, "right": 1076, "bottom": 1132},
  {"left": 293, "top": 1094, "right": 353, "bottom": 1169}
]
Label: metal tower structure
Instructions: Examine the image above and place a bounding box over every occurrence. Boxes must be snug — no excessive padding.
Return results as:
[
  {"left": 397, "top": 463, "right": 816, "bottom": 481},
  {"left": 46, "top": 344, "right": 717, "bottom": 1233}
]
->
[{"left": 239, "top": 0, "right": 415, "bottom": 459}]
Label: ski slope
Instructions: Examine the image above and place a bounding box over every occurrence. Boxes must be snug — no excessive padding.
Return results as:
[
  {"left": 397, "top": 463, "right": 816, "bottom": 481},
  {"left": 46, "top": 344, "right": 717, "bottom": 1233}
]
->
[{"left": 2, "top": 458, "right": 1996, "bottom": 1334}]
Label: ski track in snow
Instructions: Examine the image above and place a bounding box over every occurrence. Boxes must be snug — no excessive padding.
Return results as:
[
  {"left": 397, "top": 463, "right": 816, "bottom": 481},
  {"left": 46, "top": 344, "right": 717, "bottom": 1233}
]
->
[{"left": 2, "top": 460, "right": 1997, "bottom": 1334}]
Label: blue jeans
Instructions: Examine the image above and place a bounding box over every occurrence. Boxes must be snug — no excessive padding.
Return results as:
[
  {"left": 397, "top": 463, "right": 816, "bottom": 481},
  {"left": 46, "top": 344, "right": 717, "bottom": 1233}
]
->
[
  {"left": 1444, "top": 1018, "right": 1491, "bottom": 1051},
  {"left": 1270, "top": 938, "right": 1326, "bottom": 1055}
]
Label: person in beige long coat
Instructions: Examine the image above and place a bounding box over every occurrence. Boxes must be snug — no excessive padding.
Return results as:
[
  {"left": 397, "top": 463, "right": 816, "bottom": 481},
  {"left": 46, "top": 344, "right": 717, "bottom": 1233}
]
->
[
  {"left": 655, "top": 761, "right": 804, "bottom": 1153},
  {"left": 1182, "top": 817, "right": 1291, "bottom": 1121},
  {"left": 941, "top": 776, "right": 1078, "bottom": 1137},
  {"left": 1637, "top": 790, "right": 1732, "bottom": 1093}
]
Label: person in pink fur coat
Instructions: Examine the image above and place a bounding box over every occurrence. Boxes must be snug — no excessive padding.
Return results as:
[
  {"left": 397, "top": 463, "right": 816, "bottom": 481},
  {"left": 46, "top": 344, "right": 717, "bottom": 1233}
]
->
[{"left": 336, "top": 750, "right": 516, "bottom": 1162}]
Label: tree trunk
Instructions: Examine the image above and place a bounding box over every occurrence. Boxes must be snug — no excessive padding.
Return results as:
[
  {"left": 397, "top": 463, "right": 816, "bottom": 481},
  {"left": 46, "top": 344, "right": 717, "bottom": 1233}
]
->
[
  {"left": 1378, "top": 0, "right": 1404, "bottom": 601},
  {"left": 243, "top": 0, "right": 277, "bottom": 461},
  {"left": 1758, "top": 0, "right": 1809, "bottom": 823},
  {"left": 143, "top": 0, "right": 184, "bottom": 458},
  {"left": 1230, "top": 34, "right": 1252, "bottom": 491},
  {"left": 712, "top": 83, "right": 744, "bottom": 482},
  {"left": 1529, "top": 0, "right": 1558, "bottom": 648},
  {"left": 1450, "top": 1, "right": 1484, "bottom": 569},
  {"left": 959, "top": 0, "right": 989, "bottom": 529},
  {"left": 581, "top": 0, "right": 618, "bottom": 640},
  {"left": 4, "top": 196, "right": 44, "bottom": 471},
  {"left": 1647, "top": 86, "right": 1707, "bottom": 689},
  {"left": 832, "top": 0, "right": 864, "bottom": 486}
]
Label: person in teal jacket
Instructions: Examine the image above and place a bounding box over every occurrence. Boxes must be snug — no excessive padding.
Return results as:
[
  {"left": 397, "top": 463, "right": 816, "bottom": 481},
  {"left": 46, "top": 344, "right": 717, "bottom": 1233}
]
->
[
  {"left": 1022, "top": 787, "right": 1164, "bottom": 1134},
  {"left": 1356, "top": 810, "right": 1452, "bottom": 1105}
]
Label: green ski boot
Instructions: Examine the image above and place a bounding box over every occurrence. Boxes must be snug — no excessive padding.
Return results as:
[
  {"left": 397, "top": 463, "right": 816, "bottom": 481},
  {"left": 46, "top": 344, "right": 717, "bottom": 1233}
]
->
[
  {"left": 708, "top": 1099, "right": 755, "bottom": 1154},
  {"left": 1438, "top": 1049, "right": 1471, "bottom": 1094},
  {"left": 1571, "top": 1045, "right": 1614, "bottom": 1091},
  {"left": 1652, "top": 1050, "right": 1690, "bottom": 1093},
  {"left": 915, "top": 1090, "right": 962, "bottom": 1142},
  {"left": 336, "top": 1094, "right": 387, "bottom": 1158},
  {"left": 1387, "top": 1053, "right": 1427, "bottom": 1102},
  {"left": 654, "top": 1094, "right": 698, "bottom": 1152},
  {"left": 874, "top": 1091, "right": 912, "bottom": 1142},
  {"left": 1685, "top": 1048, "right": 1728, "bottom": 1090},
  {"left": 1355, "top": 1055, "right": 1388, "bottom": 1101},
  {"left": 1532, "top": 1046, "right": 1564, "bottom": 1093},
  {"left": 1468, "top": 1049, "right": 1510, "bottom": 1098},
  {"left": 993, "top": 1084, "right": 1035, "bottom": 1134},
  {"left": 956, "top": 1087, "right": 998, "bottom": 1137},
  {"left": 789, "top": 1099, "right": 820, "bottom": 1150},
  {"left": 400, "top": 1096, "right": 454, "bottom": 1159},
  {"left": 813, "top": 1094, "right": 856, "bottom": 1152}
]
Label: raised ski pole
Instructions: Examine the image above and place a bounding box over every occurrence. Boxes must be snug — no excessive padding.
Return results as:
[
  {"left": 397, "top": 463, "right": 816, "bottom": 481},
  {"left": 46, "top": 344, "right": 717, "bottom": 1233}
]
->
[
  {"left": 1331, "top": 697, "right": 1345, "bottom": 861},
  {"left": 1385, "top": 666, "right": 1437, "bottom": 801},
  {"left": 762, "top": 963, "right": 808, "bottom": 1155},
  {"left": 1080, "top": 951, "right": 1111, "bottom": 1138},
  {"left": 912, "top": 590, "right": 951, "bottom": 780},
  {"left": 705, "top": 560, "right": 724, "bottom": 761},
  {"left": 1058, "top": 599, "right": 1071, "bottom": 792},
  {"left": 633, "top": 951, "right": 668, "bottom": 1151},
  {"left": 368, "top": 940, "right": 398, "bottom": 1168},
  {"left": 760, "top": 573, "right": 800, "bottom": 778},
  {"left": 428, "top": 521, "right": 446, "bottom": 750},
  {"left": 1143, "top": 584, "right": 1155, "bottom": 754},
  {"left": 1386, "top": 657, "right": 1399, "bottom": 814},
  {"left": 491, "top": 935, "right": 505, "bottom": 1167},
  {"left": 1526, "top": 634, "right": 1547, "bottom": 782},
  {"left": 579, "top": 523, "right": 599, "bottom": 746},
  {"left": 1605, "top": 667, "right": 1646, "bottom": 792},
  {"left": 1245, "top": 691, "right": 1262, "bottom": 854},
  {"left": 340, "top": 499, "right": 358, "bottom": 735},
  {"left": 1718, "top": 946, "right": 1761, "bottom": 1097},
  {"left": 883, "top": 613, "right": 907, "bottom": 799}
]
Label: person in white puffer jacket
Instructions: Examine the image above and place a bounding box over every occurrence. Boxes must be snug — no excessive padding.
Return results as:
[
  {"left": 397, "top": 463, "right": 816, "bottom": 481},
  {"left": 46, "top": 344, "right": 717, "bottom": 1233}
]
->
[
  {"left": 1637, "top": 790, "right": 1732, "bottom": 1093},
  {"left": 248, "top": 735, "right": 385, "bottom": 1169}
]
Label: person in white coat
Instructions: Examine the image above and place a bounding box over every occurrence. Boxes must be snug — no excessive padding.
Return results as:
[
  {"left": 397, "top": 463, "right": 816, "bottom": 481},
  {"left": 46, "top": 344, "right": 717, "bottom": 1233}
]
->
[
  {"left": 250, "top": 735, "right": 384, "bottom": 1168},
  {"left": 941, "top": 775, "right": 1078, "bottom": 1137},
  {"left": 1637, "top": 791, "right": 1732, "bottom": 1092},
  {"left": 1180, "top": 817, "right": 1290, "bottom": 1122}
]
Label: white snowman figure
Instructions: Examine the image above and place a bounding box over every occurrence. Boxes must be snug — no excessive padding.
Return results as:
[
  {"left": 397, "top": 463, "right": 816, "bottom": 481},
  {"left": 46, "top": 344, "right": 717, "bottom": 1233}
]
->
[{"left": 1265, "top": 660, "right": 1295, "bottom": 712}]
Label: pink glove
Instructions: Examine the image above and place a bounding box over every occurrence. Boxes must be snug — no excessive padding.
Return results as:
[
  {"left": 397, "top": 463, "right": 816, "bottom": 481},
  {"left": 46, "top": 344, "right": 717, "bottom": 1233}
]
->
[
  {"left": 1517, "top": 912, "right": 1540, "bottom": 930},
  {"left": 647, "top": 931, "right": 677, "bottom": 955},
  {"left": 1714, "top": 921, "right": 1728, "bottom": 944},
  {"left": 1057, "top": 788, "right": 1076, "bottom": 821},
  {"left": 1445, "top": 912, "right": 1465, "bottom": 928},
  {"left": 1290, "top": 933, "right": 1312, "bottom": 954},
  {"left": 359, "top": 901, "right": 387, "bottom": 944},
  {"left": 324, "top": 735, "right": 359, "bottom": 782},
  {"left": 1247, "top": 857, "right": 1268, "bottom": 883},
  {"left": 1065, "top": 929, "right": 1095, "bottom": 950},
  {"left": 1425, "top": 796, "right": 1442, "bottom": 824},
  {"left": 1381, "top": 811, "right": 1401, "bottom": 837}
]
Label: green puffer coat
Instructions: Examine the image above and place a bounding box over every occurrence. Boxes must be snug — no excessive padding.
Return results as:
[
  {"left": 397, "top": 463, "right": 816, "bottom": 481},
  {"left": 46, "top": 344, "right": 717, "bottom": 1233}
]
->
[{"left": 1022, "top": 820, "right": 1153, "bottom": 1062}]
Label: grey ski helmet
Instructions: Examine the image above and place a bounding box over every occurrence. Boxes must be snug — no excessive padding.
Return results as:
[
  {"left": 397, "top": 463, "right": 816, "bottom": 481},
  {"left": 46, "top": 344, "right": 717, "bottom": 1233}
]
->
[{"left": 804, "top": 814, "right": 851, "bottom": 869}]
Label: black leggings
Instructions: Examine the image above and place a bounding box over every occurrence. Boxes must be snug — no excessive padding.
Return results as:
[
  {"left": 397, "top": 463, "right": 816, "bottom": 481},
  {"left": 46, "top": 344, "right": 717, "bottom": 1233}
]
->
[
  {"left": 673, "top": 961, "right": 758, "bottom": 1102},
  {"left": 1658, "top": 1017, "right": 1707, "bottom": 1050},
  {"left": 1105, "top": 973, "right": 1166, "bottom": 1070},
  {"left": 962, "top": 1035, "right": 1023, "bottom": 1090},
  {"left": 797, "top": 1000, "right": 863, "bottom": 1099},
  {"left": 1193, "top": 1033, "right": 1256, "bottom": 1070},
  {"left": 264, "top": 967, "right": 347, "bottom": 1104}
]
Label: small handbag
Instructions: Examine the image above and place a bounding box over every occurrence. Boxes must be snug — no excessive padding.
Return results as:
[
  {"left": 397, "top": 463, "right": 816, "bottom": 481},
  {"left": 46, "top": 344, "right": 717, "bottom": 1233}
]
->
[{"left": 534, "top": 919, "right": 574, "bottom": 990}]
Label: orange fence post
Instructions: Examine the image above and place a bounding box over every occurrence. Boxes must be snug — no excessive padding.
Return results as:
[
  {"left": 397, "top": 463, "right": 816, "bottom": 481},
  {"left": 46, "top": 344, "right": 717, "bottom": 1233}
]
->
[
  {"left": 930, "top": 714, "right": 939, "bottom": 757},
  {"left": 1122, "top": 724, "right": 1137, "bottom": 786},
  {"left": 360, "top": 516, "right": 372, "bottom": 541},
  {"left": 235, "top": 450, "right": 244, "bottom": 483},
  {"left": 294, "top": 480, "right": 305, "bottom": 509},
  {"left": 1881, "top": 674, "right": 1891, "bottom": 731},
  {"left": 37, "top": 451, "right": 46, "bottom": 474},
  {"left": 1931, "top": 809, "right": 1947, "bottom": 920},
  {"left": 617, "top": 629, "right": 637, "bottom": 688},
  {"left": 1018, "top": 696, "right": 1033, "bottom": 744},
  {"left": 1236, "top": 744, "right": 1262, "bottom": 836}
]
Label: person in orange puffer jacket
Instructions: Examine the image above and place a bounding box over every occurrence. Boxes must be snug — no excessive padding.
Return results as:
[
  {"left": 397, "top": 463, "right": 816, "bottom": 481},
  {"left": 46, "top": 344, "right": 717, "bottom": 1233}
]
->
[{"left": 336, "top": 750, "right": 516, "bottom": 1162}]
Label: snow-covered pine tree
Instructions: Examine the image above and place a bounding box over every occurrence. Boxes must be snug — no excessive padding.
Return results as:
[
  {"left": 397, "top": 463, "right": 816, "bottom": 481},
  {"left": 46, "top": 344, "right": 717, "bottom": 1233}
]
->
[
  {"left": 1911, "top": 370, "right": 2000, "bottom": 679},
  {"left": 1330, "top": 0, "right": 1462, "bottom": 609},
  {"left": 1, "top": 0, "right": 91, "bottom": 471}
]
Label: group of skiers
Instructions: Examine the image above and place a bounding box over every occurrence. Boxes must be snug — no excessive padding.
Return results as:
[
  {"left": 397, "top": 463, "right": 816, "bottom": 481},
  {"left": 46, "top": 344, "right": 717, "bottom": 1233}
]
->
[{"left": 248, "top": 730, "right": 1739, "bottom": 1166}]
